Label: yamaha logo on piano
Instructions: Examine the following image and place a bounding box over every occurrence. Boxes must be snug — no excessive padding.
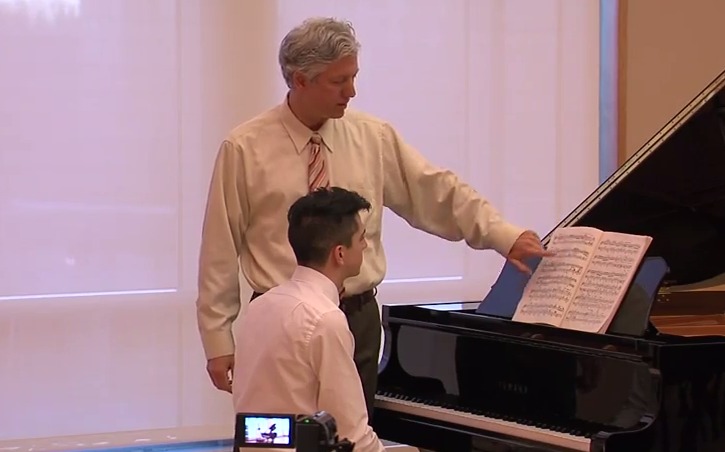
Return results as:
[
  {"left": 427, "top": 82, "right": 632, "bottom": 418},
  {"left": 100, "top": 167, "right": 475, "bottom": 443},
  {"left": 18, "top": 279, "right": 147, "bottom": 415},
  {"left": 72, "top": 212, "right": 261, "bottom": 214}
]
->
[{"left": 497, "top": 381, "right": 528, "bottom": 394}]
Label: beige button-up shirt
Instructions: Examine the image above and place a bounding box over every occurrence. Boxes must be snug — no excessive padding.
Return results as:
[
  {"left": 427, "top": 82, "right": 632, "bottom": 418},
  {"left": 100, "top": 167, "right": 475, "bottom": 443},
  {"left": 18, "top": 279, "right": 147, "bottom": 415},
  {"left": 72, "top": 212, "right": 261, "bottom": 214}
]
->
[
  {"left": 232, "top": 266, "right": 385, "bottom": 452},
  {"left": 197, "top": 98, "right": 526, "bottom": 359}
]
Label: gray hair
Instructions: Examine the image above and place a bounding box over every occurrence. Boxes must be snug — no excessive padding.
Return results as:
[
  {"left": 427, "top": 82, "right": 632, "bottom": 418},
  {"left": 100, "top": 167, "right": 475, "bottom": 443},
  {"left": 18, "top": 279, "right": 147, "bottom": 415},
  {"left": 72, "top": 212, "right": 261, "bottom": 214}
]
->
[{"left": 279, "top": 17, "right": 361, "bottom": 88}]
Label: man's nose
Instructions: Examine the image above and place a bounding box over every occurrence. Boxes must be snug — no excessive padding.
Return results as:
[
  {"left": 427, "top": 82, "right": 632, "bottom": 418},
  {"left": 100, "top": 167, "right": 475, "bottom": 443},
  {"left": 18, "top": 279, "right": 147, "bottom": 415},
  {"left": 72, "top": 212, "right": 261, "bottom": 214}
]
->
[{"left": 344, "top": 80, "right": 356, "bottom": 98}]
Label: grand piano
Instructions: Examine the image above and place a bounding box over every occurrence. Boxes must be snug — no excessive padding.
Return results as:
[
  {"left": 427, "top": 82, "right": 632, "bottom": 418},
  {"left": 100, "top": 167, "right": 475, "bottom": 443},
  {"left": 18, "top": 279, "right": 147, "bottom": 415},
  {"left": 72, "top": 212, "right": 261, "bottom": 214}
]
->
[{"left": 373, "top": 68, "right": 725, "bottom": 452}]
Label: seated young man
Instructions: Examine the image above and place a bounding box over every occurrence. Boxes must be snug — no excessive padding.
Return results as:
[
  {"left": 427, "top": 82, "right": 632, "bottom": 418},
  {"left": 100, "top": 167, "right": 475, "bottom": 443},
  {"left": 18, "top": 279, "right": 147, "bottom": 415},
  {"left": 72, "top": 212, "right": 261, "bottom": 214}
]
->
[{"left": 232, "top": 187, "right": 385, "bottom": 452}]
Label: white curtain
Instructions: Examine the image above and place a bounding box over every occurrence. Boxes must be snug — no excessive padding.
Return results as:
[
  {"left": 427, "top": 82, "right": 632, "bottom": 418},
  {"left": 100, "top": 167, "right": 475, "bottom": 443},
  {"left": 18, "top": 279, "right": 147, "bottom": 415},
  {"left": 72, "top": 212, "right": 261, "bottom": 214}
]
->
[{"left": 0, "top": 0, "right": 600, "bottom": 443}]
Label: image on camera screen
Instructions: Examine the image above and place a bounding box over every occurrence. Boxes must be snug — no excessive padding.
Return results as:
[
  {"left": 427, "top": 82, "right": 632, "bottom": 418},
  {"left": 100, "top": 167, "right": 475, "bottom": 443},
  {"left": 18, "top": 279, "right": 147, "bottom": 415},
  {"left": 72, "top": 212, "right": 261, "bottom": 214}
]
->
[{"left": 243, "top": 415, "right": 293, "bottom": 446}]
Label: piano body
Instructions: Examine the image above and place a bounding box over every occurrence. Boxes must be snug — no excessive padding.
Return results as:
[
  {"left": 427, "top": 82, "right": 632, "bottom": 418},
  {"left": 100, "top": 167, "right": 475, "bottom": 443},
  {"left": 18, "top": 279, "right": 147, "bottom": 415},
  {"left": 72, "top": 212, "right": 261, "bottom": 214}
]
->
[{"left": 373, "top": 69, "right": 725, "bottom": 452}]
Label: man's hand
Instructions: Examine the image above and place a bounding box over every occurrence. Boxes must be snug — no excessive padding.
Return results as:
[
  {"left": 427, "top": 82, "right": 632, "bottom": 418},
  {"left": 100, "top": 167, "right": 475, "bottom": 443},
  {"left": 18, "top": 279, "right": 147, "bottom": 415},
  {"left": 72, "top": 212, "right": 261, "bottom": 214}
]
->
[
  {"left": 207, "top": 354, "right": 234, "bottom": 393},
  {"left": 506, "top": 230, "right": 553, "bottom": 274}
]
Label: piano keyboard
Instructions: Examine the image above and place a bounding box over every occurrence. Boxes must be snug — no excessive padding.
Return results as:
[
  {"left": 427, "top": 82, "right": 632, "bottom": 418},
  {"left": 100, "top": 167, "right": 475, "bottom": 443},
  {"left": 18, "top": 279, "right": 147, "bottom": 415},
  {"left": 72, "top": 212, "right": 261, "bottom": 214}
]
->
[{"left": 375, "top": 394, "right": 591, "bottom": 452}]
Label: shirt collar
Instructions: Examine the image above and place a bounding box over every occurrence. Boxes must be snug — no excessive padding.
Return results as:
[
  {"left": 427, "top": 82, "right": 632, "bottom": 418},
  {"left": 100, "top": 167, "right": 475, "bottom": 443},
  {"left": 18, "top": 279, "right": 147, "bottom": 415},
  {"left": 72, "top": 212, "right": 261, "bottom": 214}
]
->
[
  {"left": 278, "top": 95, "right": 336, "bottom": 155},
  {"left": 290, "top": 265, "right": 341, "bottom": 307}
]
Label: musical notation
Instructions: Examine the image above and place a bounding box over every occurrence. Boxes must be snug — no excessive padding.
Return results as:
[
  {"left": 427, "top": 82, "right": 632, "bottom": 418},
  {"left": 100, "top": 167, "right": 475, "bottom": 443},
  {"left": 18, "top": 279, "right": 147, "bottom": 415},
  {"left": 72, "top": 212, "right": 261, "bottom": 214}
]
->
[
  {"left": 551, "top": 232, "right": 597, "bottom": 247},
  {"left": 560, "top": 233, "right": 649, "bottom": 332},
  {"left": 514, "top": 228, "right": 596, "bottom": 324},
  {"left": 513, "top": 226, "right": 652, "bottom": 333}
]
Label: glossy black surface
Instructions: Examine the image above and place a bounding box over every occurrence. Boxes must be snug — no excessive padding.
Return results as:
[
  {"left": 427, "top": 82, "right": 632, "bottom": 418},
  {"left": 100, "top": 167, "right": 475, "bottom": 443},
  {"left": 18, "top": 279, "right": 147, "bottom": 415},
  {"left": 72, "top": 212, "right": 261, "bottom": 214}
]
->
[
  {"left": 375, "top": 303, "right": 725, "bottom": 452},
  {"left": 545, "top": 69, "right": 725, "bottom": 287},
  {"left": 374, "top": 70, "right": 725, "bottom": 452}
]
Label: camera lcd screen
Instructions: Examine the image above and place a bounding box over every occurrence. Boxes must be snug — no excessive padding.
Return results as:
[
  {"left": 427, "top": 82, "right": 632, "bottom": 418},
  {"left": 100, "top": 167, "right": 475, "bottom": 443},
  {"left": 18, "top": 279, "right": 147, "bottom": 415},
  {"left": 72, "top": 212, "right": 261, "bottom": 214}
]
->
[{"left": 238, "top": 413, "right": 295, "bottom": 448}]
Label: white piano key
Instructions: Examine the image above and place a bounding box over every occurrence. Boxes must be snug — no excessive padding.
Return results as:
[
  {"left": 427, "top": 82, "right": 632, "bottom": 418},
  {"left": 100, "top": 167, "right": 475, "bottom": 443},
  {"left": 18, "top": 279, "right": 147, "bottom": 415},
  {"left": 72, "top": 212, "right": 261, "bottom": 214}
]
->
[{"left": 375, "top": 395, "right": 591, "bottom": 452}]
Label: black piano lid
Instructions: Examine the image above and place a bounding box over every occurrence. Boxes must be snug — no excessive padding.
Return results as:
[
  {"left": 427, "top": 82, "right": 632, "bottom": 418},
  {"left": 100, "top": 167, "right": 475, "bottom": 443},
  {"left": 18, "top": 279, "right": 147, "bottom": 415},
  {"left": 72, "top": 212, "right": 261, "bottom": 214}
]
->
[
  {"left": 475, "top": 68, "right": 725, "bottom": 333},
  {"left": 546, "top": 68, "right": 725, "bottom": 288}
]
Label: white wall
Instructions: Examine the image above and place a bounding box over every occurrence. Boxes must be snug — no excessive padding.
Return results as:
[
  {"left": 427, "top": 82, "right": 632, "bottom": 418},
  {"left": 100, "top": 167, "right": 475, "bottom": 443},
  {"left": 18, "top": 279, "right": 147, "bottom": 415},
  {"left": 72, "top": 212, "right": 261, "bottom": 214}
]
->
[{"left": 0, "top": 0, "right": 600, "bottom": 443}]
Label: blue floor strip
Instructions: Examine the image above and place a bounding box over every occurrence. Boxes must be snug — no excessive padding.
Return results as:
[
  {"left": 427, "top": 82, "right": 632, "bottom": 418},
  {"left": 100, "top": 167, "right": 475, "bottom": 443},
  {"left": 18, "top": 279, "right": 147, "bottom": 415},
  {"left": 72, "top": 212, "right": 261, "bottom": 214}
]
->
[{"left": 71, "top": 439, "right": 233, "bottom": 452}]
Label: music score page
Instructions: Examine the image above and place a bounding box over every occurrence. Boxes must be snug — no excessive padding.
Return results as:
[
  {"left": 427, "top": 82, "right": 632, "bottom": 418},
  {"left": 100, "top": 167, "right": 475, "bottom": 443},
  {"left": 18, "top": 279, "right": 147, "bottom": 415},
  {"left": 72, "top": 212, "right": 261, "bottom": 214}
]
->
[
  {"left": 559, "top": 231, "right": 651, "bottom": 332},
  {"left": 512, "top": 227, "right": 600, "bottom": 326},
  {"left": 512, "top": 226, "right": 652, "bottom": 333}
]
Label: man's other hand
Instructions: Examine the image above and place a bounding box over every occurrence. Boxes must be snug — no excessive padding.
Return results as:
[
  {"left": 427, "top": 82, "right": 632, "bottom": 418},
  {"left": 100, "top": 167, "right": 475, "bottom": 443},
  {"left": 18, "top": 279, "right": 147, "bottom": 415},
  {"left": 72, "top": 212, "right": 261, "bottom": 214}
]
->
[
  {"left": 207, "top": 354, "right": 234, "bottom": 393},
  {"left": 507, "top": 230, "right": 553, "bottom": 274}
]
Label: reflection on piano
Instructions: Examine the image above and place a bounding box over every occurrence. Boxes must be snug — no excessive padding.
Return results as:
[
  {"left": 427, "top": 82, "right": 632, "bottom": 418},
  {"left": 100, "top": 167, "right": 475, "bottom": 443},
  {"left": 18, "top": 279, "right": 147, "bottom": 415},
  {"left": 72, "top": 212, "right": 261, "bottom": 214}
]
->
[{"left": 373, "top": 68, "right": 725, "bottom": 451}]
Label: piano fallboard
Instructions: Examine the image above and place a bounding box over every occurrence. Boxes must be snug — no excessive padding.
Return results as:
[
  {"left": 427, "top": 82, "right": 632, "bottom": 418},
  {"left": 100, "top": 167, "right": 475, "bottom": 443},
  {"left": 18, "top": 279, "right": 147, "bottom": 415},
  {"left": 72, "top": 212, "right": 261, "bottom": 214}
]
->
[{"left": 374, "top": 302, "right": 725, "bottom": 452}]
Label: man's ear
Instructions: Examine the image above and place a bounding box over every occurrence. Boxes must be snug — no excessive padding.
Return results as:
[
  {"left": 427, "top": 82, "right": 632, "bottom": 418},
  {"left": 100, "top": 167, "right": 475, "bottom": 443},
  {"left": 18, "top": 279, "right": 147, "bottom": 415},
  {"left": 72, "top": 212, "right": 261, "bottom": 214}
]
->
[
  {"left": 292, "top": 71, "right": 308, "bottom": 89},
  {"left": 332, "top": 245, "right": 344, "bottom": 265}
]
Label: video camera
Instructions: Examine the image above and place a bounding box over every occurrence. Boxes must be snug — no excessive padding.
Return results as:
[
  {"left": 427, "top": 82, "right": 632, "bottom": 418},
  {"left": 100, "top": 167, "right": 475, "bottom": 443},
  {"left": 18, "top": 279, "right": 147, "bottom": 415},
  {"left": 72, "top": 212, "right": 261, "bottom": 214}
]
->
[{"left": 234, "top": 411, "right": 354, "bottom": 451}]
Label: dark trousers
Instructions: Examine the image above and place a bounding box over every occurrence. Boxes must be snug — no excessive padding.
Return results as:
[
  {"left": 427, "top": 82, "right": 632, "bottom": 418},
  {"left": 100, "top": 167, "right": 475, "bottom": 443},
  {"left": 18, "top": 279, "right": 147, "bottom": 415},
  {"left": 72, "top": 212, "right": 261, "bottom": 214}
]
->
[{"left": 250, "top": 288, "right": 381, "bottom": 422}]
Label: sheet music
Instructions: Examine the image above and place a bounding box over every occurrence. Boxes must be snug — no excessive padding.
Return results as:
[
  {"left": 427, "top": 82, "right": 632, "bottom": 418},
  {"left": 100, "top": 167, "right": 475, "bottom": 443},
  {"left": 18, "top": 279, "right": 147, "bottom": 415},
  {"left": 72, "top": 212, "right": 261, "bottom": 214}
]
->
[
  {"left": 560, "top": 232, "right": 652, "bottom": 332},
  {"left": 513, "top": 227, "right": 599, "bottom": 326}
]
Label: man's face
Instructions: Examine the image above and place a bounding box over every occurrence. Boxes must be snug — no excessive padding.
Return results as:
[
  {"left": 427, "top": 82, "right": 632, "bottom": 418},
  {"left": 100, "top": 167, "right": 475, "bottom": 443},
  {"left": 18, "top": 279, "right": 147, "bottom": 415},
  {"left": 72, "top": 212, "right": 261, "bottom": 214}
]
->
[
  {"left": 296, "top": 54, "right": 358, "bottom": 119},
  {"left": 342, "top": 215, "right": 367, "bottom": 277}
]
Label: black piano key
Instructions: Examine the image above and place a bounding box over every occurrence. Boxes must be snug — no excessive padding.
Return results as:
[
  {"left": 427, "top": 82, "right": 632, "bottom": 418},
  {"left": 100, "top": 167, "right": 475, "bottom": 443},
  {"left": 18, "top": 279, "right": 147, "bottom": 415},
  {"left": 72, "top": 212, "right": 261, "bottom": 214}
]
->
[{"left": 377, "top": 389, "right": 608, "bottom": 442}]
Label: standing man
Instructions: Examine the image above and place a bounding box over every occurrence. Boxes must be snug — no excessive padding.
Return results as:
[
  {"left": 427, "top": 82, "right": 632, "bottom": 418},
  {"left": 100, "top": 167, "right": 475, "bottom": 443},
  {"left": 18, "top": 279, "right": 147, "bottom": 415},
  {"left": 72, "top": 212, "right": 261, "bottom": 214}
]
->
[{"left": 196, "top": 17, "right": 549, "bottom": 418}]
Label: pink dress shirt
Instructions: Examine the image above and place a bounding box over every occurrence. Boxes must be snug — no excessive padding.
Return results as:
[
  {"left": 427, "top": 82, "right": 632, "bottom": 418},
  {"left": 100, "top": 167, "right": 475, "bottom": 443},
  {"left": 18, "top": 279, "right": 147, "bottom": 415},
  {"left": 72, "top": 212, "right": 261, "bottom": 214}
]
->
[{"left": 231, "top": 266, "right": 385, "bottom": 452}]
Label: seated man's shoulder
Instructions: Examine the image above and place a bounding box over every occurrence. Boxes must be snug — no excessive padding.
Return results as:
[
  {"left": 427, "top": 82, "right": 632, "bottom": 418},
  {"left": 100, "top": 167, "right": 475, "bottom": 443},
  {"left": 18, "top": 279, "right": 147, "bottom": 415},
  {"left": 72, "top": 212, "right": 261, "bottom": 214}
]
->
[
  {"left": 313, "top": 306, "right": 350, "bottom": 335},
  {"left": 279, "top": 288, "right": 347, "bottom": 330},
  {"left": 291, "top": 293, "right": 344, "bottom": 323},
  {"left": 250, "top": 284, "right": 301, "bottom": 309}
]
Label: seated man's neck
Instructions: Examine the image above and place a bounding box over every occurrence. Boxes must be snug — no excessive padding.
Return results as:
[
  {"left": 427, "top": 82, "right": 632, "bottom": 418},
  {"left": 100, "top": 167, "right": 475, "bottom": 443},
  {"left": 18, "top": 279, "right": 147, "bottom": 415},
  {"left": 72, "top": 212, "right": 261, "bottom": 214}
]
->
[{"left": 305, "top": 264, "right": 345, "bottom": 295}]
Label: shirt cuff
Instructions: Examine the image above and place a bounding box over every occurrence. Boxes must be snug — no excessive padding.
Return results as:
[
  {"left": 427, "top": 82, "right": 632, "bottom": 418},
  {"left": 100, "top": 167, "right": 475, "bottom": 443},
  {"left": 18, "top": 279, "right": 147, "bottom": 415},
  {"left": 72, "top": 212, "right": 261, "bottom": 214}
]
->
[
  {"left": 486, "top": 222, "right": 528, "bottom": 257},
  {"left": 201, "top": 329, "right": 235, "bottom": 360}
]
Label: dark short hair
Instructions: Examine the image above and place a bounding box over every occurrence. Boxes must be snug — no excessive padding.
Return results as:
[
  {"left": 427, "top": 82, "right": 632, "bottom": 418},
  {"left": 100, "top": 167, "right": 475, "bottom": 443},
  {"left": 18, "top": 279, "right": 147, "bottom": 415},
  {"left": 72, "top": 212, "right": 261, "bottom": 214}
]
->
[{"left": 287, "top": 187, "right": 371, "bottom": 267}]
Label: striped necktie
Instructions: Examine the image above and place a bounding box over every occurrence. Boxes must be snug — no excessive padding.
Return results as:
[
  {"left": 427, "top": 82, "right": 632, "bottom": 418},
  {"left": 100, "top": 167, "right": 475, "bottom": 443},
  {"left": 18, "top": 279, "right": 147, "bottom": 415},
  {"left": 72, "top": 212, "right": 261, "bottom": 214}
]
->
[{"left": 308, "top": 133, "right": 330, "bottom": 191}]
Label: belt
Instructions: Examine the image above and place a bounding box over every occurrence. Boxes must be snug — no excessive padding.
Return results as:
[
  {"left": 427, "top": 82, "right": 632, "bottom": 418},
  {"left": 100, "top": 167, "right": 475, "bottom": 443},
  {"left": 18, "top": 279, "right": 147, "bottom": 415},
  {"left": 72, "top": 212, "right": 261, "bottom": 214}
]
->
[
  {"left": 339, "top": 288, "right": 376, "bottom": 313},
  {"left": 251, "top": 287, "right": 376, "bottom": 313}
]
